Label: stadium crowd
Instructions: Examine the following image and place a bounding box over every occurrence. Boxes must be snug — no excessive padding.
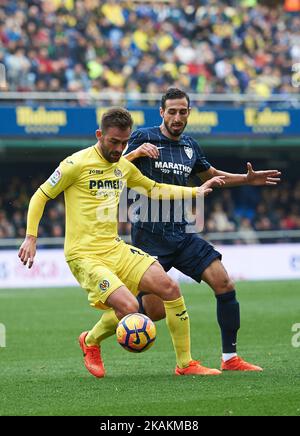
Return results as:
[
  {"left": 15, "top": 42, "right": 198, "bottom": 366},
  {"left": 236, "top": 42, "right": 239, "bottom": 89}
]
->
[
  {"left": 0, "top": 0, "right": 299, "bottom": 98},
  {"left": 1, "top": 0, "right": 299, "bottom": 243},
  {"left": 1, "top": 174, "right": 299, "bottom": 243}
]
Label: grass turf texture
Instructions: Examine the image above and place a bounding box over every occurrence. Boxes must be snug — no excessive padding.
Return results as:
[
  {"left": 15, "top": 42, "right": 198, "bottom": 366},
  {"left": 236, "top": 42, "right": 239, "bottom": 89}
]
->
[{"left": 0, "top": 281, "right": 299, "bottom": 416}]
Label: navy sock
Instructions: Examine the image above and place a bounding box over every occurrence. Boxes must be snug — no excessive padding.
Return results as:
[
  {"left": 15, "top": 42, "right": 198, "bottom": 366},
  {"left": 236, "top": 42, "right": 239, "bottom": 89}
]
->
[{"left": 216, "top": 290, "right": 240, "bottom": 353}]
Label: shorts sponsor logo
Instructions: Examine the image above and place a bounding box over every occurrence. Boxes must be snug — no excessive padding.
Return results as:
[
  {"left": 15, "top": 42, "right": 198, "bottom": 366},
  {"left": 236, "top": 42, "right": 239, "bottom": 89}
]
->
[
  {"left": 48, "top": 168, "right": 62, "bottom": 186},
  {"left": 99, "top": 279, "right": 110, "bottom": 292}
]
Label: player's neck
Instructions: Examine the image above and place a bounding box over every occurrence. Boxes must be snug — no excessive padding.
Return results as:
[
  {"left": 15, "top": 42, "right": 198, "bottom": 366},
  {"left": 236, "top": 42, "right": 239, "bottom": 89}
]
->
[
  {"left": 160, "top": 124, "right": 181, "bottom": 142},
  {"left": 95, "top": 143, "right": 109, "bottom": 163}
]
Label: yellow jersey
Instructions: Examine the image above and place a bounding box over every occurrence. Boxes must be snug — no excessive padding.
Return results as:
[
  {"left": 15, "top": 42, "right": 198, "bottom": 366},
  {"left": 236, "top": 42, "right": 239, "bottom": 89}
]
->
[{"left": 39, "top": 145, "right": 196, "bottom": 261}]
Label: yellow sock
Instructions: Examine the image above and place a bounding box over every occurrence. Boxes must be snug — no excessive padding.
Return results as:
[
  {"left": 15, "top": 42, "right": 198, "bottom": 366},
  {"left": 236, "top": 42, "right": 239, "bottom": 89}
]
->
[
  {"left": 164, "top": 296, "right": 192, "bottom": 368},
  {"left": 86, "top": 309, "right": 119, "bottom": 346}
]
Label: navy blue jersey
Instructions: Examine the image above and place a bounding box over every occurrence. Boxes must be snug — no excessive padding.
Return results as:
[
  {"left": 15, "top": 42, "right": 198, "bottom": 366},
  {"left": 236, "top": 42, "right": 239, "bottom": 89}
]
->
[{"left": 126, "top": 126, "right": 211, "bottom": 236}]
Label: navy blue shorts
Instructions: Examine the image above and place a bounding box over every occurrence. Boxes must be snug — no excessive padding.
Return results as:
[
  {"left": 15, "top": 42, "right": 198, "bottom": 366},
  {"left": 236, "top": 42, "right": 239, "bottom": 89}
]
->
[{"left": 131, "top": 226, "right": 221, "bottom": 283}]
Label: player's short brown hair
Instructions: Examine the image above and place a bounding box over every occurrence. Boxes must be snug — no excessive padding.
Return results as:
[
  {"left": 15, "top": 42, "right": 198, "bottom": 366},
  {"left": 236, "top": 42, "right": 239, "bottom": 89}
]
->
[
  {"left": 101, "top": 108, "right": 133, "bottom": 133},
  {"left": 161, "top": 88, "right": 190, "bottom": 110}
]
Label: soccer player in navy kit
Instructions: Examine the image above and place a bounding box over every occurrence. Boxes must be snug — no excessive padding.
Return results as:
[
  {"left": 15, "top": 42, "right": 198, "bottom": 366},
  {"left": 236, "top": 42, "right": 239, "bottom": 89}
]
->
[{"left": 125, "top": 88, "right": 281, "bottom": 371}]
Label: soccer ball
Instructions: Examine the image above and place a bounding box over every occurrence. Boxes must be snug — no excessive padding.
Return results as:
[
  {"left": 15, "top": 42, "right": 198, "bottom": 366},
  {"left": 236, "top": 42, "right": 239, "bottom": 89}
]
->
[{"left": 116, "top": 313, "right": 156, "bottom": 353}]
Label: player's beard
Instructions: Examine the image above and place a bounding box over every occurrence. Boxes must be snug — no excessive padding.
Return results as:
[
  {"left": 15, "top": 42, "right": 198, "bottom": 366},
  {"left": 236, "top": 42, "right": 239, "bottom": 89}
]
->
[
  {"left": 107, "top": 152, "right": 122, "bottom": 163},
  {"left": 164, "top": 120, "right": 187, "bottom": 138},
  {"left": 100, "top": 143, "right": 122, "bottom": 163}
]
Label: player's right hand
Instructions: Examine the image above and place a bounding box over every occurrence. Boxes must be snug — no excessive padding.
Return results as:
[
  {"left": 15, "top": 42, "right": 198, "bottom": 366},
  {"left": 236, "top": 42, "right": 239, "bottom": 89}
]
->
[
  {"left": 135, "top": 143, "right": 160, "bottom": 159},
  {"left": 196, "top": 176, "right": 226, "bottom": 197},
  {"left": 18, "top": 235, "right": 37, "bottom": 269}
]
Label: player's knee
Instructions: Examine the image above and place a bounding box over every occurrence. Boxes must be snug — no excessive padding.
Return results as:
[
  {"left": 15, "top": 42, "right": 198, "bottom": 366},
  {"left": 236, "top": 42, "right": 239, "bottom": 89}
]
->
[
  {"left": 214, "top": 277, "right": 235, "bottom": 294},
  {"left": 161, "top": 278, "right": 181, "bottom": 301}
]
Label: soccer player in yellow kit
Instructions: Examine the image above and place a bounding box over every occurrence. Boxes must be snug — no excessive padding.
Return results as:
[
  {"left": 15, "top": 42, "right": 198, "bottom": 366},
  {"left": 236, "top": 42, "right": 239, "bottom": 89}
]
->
[{"left": 18, "top": 108, "right": 225, "bottom": 378}]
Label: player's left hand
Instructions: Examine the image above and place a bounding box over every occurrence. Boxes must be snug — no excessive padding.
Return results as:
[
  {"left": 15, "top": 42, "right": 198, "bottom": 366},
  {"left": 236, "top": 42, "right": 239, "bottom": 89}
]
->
[{"left": 246, "top": 162, "right": 281, "bottom": 186}]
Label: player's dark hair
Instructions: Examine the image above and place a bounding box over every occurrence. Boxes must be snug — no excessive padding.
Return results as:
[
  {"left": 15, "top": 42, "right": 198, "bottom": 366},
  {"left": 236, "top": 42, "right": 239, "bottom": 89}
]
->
[
  {"left": 101, "top": 108, "right": 133, "bottom": 133},
  {"left": 161, "top": 88, "right": 190, "bottom": 110}
]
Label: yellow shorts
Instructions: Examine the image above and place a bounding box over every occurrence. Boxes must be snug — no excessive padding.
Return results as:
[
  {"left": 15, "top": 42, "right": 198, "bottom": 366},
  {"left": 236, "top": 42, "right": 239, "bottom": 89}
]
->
[{"left": 68, "top": 240, "right": 156, "bottom": 310}]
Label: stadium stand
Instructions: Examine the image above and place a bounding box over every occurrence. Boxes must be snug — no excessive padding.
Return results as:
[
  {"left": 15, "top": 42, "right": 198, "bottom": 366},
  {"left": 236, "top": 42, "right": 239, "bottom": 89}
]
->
[
  {"left": 0, "top": 0, "right": 299, "bottom": 245},
  {"left": 1, "top": 173, "right": 299, "bottom": 242},
  {"left": 0, "top": 0, "right": 298, "bottom": 97}
]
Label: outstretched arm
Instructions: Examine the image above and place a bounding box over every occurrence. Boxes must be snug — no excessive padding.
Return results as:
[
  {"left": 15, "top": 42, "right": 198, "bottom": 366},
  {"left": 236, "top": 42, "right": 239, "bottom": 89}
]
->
[
  {"left": 18, "top": 189, "right": 50, "bottom": 268},
  {"left": 198, "top": 162, "right": 281, "bottom": 187},
  {"left": 149, "top": 176, "right": 225, "bottom": 199},
  {"left": 127, "top": 160, "right": 225, "bottom": 199}
]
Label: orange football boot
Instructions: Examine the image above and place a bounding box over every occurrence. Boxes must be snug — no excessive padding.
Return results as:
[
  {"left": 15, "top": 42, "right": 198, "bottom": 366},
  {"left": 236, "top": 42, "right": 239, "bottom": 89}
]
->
[
  {"left": 79, "top": 331, "right": 105, "bottom": 378},
  {"left": 175, "top": 360, "right": 222, "bottom": 376},
  {"left": 221, "top": 356, "right": 263, "bottom": 372}
]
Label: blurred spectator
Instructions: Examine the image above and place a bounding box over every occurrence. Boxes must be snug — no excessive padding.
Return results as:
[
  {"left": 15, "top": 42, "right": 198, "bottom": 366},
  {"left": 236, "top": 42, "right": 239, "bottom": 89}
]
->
[
  {"left": 209, "top": 202, "right": 236, "bottom": 232},
  {"left": 237, "top": 217, "right": 259, "bottom": 244},
  {"left": 0, "top": 0, "right": 298, "bottom": 96}
]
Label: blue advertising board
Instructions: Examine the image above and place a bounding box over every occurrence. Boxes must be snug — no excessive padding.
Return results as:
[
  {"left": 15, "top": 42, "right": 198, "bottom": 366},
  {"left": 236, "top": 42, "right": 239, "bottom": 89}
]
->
[{"left": 0, "top": 105, "right": 299, "bottom": 137}]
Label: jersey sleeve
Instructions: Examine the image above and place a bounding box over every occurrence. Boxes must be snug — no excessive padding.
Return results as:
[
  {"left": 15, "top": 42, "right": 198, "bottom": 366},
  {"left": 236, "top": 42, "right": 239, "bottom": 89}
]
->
[
  {"left": 40, "top": 155, "right": 81, "bottom": 199},
  {"left": 192, "top": 140, "right": 211, "bottom": 175},
  {"left": 126, "top": 161, "right": 196, "bottom": 199},
  {"left": 26, "top": 189, "right": 49, "bottom": 237}
]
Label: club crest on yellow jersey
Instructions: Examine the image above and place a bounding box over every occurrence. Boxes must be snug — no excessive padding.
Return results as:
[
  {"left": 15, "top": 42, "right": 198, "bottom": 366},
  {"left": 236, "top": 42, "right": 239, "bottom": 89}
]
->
[
  {"left": 99, "top": 280, "right": 110, "bottom": 292},
  {"left": 114, "top": 168, "right": 123, "bottom": 178}
]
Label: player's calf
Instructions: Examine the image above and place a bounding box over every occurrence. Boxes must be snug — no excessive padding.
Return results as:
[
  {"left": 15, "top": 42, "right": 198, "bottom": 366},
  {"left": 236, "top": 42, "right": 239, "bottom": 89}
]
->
[{"left": 138, "top": 293, "right": 166, "bottom": 321}]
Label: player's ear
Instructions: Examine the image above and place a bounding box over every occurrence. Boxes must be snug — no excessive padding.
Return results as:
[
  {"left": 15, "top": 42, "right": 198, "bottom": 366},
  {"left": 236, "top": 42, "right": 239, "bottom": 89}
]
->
[
  {"left": 96, "top": 129, "right": 103, "bottom": 140},
  {"left": 159, "top": 107, "right": 164, "bottom": 118}
]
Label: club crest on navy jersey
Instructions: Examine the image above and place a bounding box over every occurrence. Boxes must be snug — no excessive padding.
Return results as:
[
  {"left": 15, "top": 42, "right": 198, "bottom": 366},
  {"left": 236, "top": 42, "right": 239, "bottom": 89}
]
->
[{"left": 184, "top": 146, "right": 193, "bottom": 159}]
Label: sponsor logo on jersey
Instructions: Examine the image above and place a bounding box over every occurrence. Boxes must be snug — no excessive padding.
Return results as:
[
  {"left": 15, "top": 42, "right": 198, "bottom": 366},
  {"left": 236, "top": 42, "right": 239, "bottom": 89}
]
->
[
  {"left": 89, "top": 169, "right": 103, "bottom": 175},
  {"left": 48, "top": 168, "right": 62, "bottom": 186},
  {"left": 184, "top": 146, "right": 193, "bottom": 159},
  {"left": 89, "top": 179, "right": 124, "bottom": 190},
  {"left": 154, "top": 161, "right": 192, "bottom": 173},
  {"left": 99, "top": 279, "right": 110, "bottom": 292}
]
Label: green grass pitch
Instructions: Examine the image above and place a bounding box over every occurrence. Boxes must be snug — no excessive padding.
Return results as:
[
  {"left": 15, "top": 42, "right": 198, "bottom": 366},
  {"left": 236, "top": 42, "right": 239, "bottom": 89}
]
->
[{"left": 0, "top": 281, "right": 299, "bottom": 416}]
